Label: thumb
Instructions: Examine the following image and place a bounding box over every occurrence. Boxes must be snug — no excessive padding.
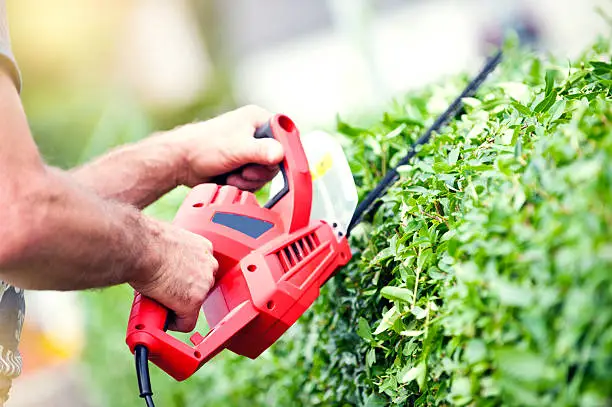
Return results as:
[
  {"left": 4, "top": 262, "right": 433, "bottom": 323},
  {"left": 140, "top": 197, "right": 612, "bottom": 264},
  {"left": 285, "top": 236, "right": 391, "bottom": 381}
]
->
[
  {"left": 168, "top": 308, "right": 198, "bottom": 333},
  {"left": 235, "top": 138, "right": 284, "bottom": 166}
]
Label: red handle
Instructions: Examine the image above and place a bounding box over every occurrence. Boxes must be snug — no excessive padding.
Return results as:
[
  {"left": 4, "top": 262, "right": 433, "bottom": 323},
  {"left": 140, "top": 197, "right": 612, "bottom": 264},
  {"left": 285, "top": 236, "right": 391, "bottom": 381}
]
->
[
  {"left": 256, "top": 114, "right": 312, "bottom": 233},
  {"left": 127, "top": 293, "right": 202, "bottom": 381}
]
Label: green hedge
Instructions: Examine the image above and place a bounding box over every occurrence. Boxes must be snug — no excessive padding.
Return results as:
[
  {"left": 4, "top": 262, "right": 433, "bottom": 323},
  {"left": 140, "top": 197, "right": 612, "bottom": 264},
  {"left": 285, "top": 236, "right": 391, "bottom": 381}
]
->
[{"left": 83, "top": 37, "right": 612, "bottom": 407}]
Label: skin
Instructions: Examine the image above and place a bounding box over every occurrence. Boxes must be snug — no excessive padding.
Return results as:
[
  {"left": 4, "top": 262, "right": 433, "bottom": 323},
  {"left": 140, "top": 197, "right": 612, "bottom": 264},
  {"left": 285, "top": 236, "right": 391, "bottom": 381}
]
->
[{"left": 0, "top": 70, "right": 284, "bottom": 332}]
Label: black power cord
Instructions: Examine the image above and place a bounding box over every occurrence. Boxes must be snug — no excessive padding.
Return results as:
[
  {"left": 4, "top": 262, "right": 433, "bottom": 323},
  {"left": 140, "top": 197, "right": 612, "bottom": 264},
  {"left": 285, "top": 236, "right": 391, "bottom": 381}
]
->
[
  {"left": 347, "top": 50, "right": 503, "bottom": 234},
  {"left": 135, "top": 345, "right": 156, "bottom": 407}
]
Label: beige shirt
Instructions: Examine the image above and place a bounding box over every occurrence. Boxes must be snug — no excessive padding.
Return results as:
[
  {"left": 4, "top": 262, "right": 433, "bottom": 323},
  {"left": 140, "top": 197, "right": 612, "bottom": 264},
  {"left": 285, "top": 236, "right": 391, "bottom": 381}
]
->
[{"left": 0, "top": 0, "right": 20, "bottom": 91}]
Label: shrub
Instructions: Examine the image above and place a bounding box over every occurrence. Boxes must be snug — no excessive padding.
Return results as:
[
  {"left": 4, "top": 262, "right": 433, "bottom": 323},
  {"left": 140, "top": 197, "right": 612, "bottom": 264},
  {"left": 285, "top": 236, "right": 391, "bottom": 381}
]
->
[{"left": 83, "top": 36, "right": 612, "bottom": 407}]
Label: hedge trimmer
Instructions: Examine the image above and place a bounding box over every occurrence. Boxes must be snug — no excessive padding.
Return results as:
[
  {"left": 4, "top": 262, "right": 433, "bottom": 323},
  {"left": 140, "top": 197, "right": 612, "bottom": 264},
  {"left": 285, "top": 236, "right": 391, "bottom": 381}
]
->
[{"left": 125, "top": 50, "right": 503, "bottom": 407}]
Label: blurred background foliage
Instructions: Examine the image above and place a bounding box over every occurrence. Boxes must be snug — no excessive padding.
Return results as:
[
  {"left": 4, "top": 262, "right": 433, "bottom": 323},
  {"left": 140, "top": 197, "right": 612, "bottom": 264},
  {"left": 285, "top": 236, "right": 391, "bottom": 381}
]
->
[
  {"left": 5, "top": 0, "right": 611, "bottom": 406},
  {"left": 13, "top": 0, "right": 236, "bottom": 169}
]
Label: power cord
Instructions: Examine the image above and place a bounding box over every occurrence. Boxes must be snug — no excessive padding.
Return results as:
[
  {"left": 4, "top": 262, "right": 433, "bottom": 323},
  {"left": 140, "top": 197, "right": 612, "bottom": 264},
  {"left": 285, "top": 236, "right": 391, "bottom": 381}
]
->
[{"left": 135, "top": 345, "right": 156, "bottom": 407}]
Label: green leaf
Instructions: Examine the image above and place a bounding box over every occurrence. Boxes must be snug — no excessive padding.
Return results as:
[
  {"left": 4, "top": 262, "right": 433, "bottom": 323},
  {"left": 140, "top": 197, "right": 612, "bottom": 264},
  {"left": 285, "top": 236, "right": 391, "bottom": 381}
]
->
[
  {"left": 380, "top": 286, "right": 414, "bottom": 303},
  {"left": 384, "top": 124, "right": 407, "bottom": 140},
  {"left": 364, "top": 393, "right": 387, "bottom": 407},
  {"left": 373, "top": 306, "right": 399, "bottom": 335},
  {"left": 547, "top": 99, "right": 566, "bottom": 123},
  {"left": 399, "top": 362, "right": 426, "bottom": 388},
  {"left": 383, "top": 112, "right": 424, "bottom": 127},
  {"left": 400, "top": 330, "right": 424, "bottom": 337},
  {"left": 513, "top": 185, "right": 526, "bottom": 211},
  {"left": 371, "top": 247, "right": 394, "bottom": 264},
  {"left": 410, "top": 306, "right": 428, "bottom": 320},
  {"left": 448, "top": 147, "right": 460, "bottom": 165},
  {"left": 449, "top": 376, "right": 472, "bottom": 406},
  {"left": 336, "top": 115, "right": 369, "bottom": 137},
  {"left": 512, "top": 100, "right": 533, "bottom": 116},
  {"left": 491, "top": 279, "right": 534, "bottom": 307},
  {"left": 589, "top": 60, "right": 612, "bottom": 72},
  {"left": 461, "top": 97, "right": 482, "bottom": 108},
  {"left": 357, "top": 317, "right": 373, "bottom": 341},
  {"left": 544, "top": 69, "right": 556, "bottom": 96},
  {"left": 416, "top": 248, "right": 433, "bottom": 271},
  {"left": 528, "top": 58, "right": 542, "bottom": 84},
  {"left": 366, "top": 347, "right": 376, "bottom": 368},
  {"left": 464, "top": 339, "right": 487, "bottom": 364},
  {"left": 433, "top": 161, "right": 453, "bottom": 172},
  {"left": 495, "top": 348, "right": 556, "bottom": 382},
  {"left": 534, "top": 91, "right": 557, "bottom": 113}
]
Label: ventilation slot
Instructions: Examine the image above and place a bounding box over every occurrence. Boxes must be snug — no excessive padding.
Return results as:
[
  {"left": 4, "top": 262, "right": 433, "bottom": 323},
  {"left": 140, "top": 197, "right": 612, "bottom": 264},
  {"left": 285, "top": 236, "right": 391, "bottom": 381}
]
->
[
  {"left": 232, "top": 190, "right": 243, "bottom": 204},
  {"left": 304, "top": 234, "right": 317, "bottom": 251},
  {"left": 275, "top": 234, "right": 321, "bottom": 273},
  {"left": 283, "top": 247, "right": 294, "bottom": 266},
  {"left": 291, "top": 242, "right": 303, "bottom": 261},
  {"left": 209, "top": 187, "right": 221, "bottom": 205},
  {"left": 311, "top": 233, "right": 320, "bottom": 247}
]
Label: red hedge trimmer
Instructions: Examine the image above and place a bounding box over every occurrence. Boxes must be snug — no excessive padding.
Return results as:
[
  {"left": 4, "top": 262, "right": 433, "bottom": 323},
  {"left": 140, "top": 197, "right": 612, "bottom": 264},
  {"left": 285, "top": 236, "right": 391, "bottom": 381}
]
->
[{"left": 125, "top": 51, "right": 503, "bottom": 407}]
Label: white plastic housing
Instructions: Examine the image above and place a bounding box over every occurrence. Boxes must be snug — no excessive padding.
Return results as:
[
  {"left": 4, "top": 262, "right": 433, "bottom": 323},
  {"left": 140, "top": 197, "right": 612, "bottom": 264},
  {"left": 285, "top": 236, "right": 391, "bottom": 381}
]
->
[{"left": 270, "top": 130, "right": 357, "bottom": 238}]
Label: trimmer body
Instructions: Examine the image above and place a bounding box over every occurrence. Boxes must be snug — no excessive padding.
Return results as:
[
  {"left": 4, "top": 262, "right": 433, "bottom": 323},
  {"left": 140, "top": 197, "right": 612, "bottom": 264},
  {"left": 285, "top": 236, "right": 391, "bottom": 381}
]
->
[{"left": 126, "top": 115, "right": 353, "bottom": 381}]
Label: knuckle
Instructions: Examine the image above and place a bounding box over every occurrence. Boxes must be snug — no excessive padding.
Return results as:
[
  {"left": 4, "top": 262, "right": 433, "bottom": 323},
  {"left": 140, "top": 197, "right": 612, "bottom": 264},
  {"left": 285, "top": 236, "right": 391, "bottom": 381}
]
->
[
  {"left": 207, "top": 255, "right": 219, "bottom": 278},
  {"left": 202, "top": 237, "right": 213, "bottom": 252},
  {"left": 188, "top": 286, "right": 207, "bottom": 306},
  {"left": 210, "top": 255, "right": 219, "bottom": 271},
  {"left": 193, "top": 291, "right": 208, "bottom": 306},
  {"left": 238, "top": 104, "right": 272, "bottom": 121}
]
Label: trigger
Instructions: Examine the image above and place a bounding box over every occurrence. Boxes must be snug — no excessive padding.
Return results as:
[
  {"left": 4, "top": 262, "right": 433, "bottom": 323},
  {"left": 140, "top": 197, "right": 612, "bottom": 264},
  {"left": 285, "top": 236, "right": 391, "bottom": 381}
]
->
[{"left": 190, "top": 332, "right": 205, "bottom": 346}]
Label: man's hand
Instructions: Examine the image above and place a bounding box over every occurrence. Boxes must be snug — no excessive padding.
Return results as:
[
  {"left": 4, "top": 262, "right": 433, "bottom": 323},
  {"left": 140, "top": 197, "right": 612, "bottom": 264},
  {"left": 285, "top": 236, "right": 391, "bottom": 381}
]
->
[
  {"left": 163, "top": 105, "right": 284, "bottom": 190},
  {"left": 72, "top": 105, "right": 285, "bottom": 209},
  {"left": 129, "top": 220, "right": 219, "bottom": 332}
]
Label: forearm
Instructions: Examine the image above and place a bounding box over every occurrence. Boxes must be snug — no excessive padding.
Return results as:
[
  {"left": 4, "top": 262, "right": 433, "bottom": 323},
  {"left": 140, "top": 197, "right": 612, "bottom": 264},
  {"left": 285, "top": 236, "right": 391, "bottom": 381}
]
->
[
  {"left": 0, "top": 68, "right": 161, "bottom": 290},
  {"left": 0, "top": 168, "right": 162, "bottom": 290},
  {"left": 70, "top": 135, "right": 184, "bottom": 209}
]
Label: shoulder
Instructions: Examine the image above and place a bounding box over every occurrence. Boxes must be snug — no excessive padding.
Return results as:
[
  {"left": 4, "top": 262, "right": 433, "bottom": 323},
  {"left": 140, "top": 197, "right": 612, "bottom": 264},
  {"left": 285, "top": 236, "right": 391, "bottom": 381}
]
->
[{"left": 0, "top": 1, "right": 21, "bottom": 92}]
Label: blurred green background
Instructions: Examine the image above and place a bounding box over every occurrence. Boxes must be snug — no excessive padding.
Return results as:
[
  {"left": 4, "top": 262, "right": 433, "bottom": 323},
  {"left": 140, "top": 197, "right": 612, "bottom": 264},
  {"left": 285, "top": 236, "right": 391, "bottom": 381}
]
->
[{"left": 6, "top": 0, "right": 610, "bottom": 406}]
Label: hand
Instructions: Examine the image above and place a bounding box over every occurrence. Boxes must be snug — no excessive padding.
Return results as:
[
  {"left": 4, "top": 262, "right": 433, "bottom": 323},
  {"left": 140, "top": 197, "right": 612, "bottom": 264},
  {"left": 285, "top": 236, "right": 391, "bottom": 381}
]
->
[
  {"left": 130, "top": 220, "right": 219, "bottom": 332},
  {"left": 157, "top": 105, "right": 285, "bottom": 191}
]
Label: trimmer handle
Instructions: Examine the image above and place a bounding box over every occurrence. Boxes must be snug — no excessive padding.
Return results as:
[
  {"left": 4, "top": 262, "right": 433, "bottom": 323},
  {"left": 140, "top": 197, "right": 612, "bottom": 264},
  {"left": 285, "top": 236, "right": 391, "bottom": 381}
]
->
[
  {"left": 126, "top": 114, "right": 313, "bottom": 381},
  {"left": 254, "top": 114, "right": 311, "bottom": 233}
]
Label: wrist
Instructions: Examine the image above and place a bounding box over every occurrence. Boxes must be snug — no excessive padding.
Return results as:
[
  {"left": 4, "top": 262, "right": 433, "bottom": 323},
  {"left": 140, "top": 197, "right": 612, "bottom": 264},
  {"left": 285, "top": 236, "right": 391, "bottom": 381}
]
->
[
  {"left": 127, "top": 216, "right": 165, "bottom": 289},
  {"left": 147, "top": 130, "right": 200, "bottom": 187}
]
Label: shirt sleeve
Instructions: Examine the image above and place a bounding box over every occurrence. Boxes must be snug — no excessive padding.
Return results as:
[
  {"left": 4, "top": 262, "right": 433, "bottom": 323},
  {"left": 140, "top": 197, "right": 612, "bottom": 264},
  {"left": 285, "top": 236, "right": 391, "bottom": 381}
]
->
[{"left": 0, "top": 1, "right": 21, "bottom": 92}]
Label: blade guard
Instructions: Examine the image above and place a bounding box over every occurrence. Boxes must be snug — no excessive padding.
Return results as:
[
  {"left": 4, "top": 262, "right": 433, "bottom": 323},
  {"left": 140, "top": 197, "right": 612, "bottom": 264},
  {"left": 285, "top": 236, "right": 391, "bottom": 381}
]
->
[{"left": 126, "top": 115, "right": 352, "bottom": 381}]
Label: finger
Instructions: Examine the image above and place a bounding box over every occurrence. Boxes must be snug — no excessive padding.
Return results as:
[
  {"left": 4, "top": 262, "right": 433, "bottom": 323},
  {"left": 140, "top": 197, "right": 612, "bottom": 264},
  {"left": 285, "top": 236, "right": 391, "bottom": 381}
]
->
[
  {"left": 209, "top": 254, "right": 219, "bottom": 278},
  {"left": 187, "top": 231, "right": 213, "bottom": 252},
  {"left": 226, "top": 174, "right": 266, "bottom": 192},
  {"left": 232, "top": 138, "right": 284, "bottom": 167},
  {"left": 241, "top": 164, "right": 279, "bottom": 182},
  {"left": 168, "top": 308, "right": 199, "bottom": 333}
]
